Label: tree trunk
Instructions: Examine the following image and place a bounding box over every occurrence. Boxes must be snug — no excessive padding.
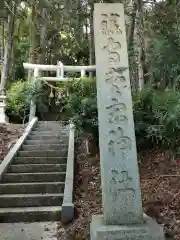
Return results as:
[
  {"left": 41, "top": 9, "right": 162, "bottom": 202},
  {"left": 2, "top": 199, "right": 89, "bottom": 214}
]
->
[
  {"left": 89, "top": 1, "right": 95, "bottom": 77},
  {"left": 38, "top": 8, "right": 48, "bottom": 65},
  {"left": 136, "top": 0, "right": 145, "bottom": 91},
  {"left": 127, "top": 3, "right": 137, "bottom": 49},
  {"left": 0, "top": 3, "right": 17, "bottom": 93},
  {"left": 85, "top": 133, "right": 99, "bottom": 156},
  {"left": 1, "top": 20, "right": 5, "bottom": 63},
  {"left": 28, "top": 5, "right": 38, "bottom": 80},
  {"left": 8, "top": 38, "right": 15, "bottom": 81}
]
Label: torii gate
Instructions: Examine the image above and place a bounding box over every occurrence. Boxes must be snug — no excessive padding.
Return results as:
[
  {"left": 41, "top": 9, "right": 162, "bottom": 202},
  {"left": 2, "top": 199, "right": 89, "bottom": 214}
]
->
[
  {"left": 0, "top": 62, "right": 96, "bottom": 123},
  {"left": 23, "top": 62, "right": 96, "bottom": 122}
]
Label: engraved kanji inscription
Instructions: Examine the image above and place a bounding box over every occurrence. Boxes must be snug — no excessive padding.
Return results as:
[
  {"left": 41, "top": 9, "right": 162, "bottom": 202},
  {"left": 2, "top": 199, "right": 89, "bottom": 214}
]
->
[
  {"left": 101, "top": 13, "right": 122, "bottom": 35},
  {"left": 108, "top": 51, "right": 120, "bottom": 64},
  {"left": 109, "top": 170, "right": 135, "bottom": 202},
  {"left": 106, "top": 67, "right": 128, "bottom": 91},
  {"left": 110, "top": 170, "right": 133, "bottom": 189},
  {"left": 106, "top": 99, "right": 128, "bottom": 124},
  {"left": 103, "top": 37, "right": 121, "bottom": 52},
  {"left": 108, "top": 126, "right": 132, "bottom": 156}
]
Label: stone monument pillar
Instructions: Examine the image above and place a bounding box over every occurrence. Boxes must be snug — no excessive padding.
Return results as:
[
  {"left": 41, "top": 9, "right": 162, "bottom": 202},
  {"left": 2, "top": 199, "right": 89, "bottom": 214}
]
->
[{"left": 90, "top": 3, "right": 164, "bottom": 240}]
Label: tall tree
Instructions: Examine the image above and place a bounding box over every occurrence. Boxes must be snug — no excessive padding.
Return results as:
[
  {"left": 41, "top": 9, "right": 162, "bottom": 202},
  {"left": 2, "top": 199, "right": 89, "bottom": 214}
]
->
[
  {"left": 0, "top": 20, "right": 5, "bottom": 63},
  {"left": 0, "top": 0, "right": 17, "bottom": 94}
]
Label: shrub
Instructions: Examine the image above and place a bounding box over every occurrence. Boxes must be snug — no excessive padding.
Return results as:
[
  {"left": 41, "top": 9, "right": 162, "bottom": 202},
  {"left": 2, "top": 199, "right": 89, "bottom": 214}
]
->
[
  {"left": 63, "top": 78, "right": 180, "bottom": 158},
  {"left": 62, "top": 77, "right": 98, "bottom": 154},
  {"left": 133, "top": 88, "right": 180, "bottom": 158},
  {"left": 6, "top": 80, "right": 48, "bottom": 123},
  {"left": 64, "top": 77, "right": 98, "bottom": 133}
]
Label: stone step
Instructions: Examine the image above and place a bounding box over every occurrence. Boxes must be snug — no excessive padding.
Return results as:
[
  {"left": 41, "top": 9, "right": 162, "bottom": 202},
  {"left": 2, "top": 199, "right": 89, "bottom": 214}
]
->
[
  {"left": 34, "top": 126, "right": 69, "bottom": 131},
  {"left": 0, "top": 206, "right": 62, "bottom": 223},
  {"left": 2, "top": 172, "right": 66, "bottom": 183},
  {"left": 27, "top": 135, "right": 68, "bottom": 140},
  {"left": 13, "top": 157, "right": 67, "bottom": 164},
  {"left": 0, "top": 193, "right": 63, "bottom": 208},
  {"left": 21, "top": 144, "right": 67, "bottom": 151},
  {"left": 7, "top": 164, "right": 66, "bottom": 173},
  {"left": 30, "top": 130, "right": 68, "bottom": 136},
  {"left": 0, "top": 182, "right": 65, "bottom": 194},
  {"left": 37, "top": 121, "right": 64, "bottom": 124},
  {"left": 18, "top": 150, "right": 67, "bottom": 157},
  {"left": 34, "top": 125, "right": 61, "bottom": 129},
  {"left": 36, "top": 122, "right": 68, "bottom": 127},
  {"left": 25, "top": 139, "right": 66, "bottom": 145},
  {"left": 33, "top": 130, "right": 69, "bottom": 135}
]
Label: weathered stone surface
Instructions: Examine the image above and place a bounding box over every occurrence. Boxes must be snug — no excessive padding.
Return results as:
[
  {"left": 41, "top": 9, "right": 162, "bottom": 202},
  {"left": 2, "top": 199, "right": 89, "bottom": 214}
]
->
[
  {"left": 13, "top": 156, "right": 67, "bottom": 164},
  {"left": 2, "top": 172, "right": 66, "bottom": 183},
  {"left": 27, "top": 135, "right": 68, "bottom": 140},
  {"left": 0, "top": 207, "right": 61, "bottom": 222},
  {"left": 7, "top": 163, "right": 66, "bottom": 173},
  {"left": 0, "top": 222, "right": 57, "bottom": 239},
  {"left": 93, "top": 3, "right": 143, "bottom": 225},
  {"left": 61, "top": 203, "right": 74, "bottom": 224},
  {"left": 0, "top": 105, "right": 8, "bottom": 123},
  {"left": 61, "top": 124, "right": 75, "bottom": 224},
  {"left": 18, "top": 150, "right": 67, "bottom": 157},
  {"left": 21, "top": 143, "right": 67, "bottom": 151},
  {"left": 90, "top": 215, "right": 164, "bottom": 240},
  {"left": 0, "top": 193, "right": 64, "bottom": 207},
  {"left": 0, "top": 120, "right": 69, "bottom": 223},
  {"left": 0, "top": 182, "right": 65, "bottom": 194},
  {"left": 30, "top": 130, "right": 69, "bottom": 137},
  {"left": 25, "top": 139, "right": 66, "bottom": 145}
]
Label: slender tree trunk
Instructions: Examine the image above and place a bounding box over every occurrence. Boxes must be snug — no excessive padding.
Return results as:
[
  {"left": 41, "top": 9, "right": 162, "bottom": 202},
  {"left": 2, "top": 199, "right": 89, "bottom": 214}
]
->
[
  {"left": 38, "top": 8, "right": 48, "bottom": 65},
  {"left": 136, "top": 0, "right": 145, "bottom": 90},
  {"left": 0, "top": 3, "right": 17, "bottom": 94},
  {"left": 1, "top": 20, "right": 5, "bottom": 62},
  {"left": 89, "top": 1, "right": 95, "bottom": 77},
  {"left": 8, "top": 38, "right": 15, "bottom": 81},
  {"left": 28, "top": 5, "right": 38, "bottom": 80},
  {"left": 127, "top": 2, "right": 139, "bottom": 90},
  {"left": 127, "top": 3, "right": 137, "bottom": 49},
  {"left": 85, "top": 4, "right": 88, "bottom": 42}
]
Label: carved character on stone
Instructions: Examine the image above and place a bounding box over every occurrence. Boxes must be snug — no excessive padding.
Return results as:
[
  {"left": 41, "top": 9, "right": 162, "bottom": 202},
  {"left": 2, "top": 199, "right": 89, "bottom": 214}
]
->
[
  {"left": 108, "top": 51, "right": 120, "bottom": 64},
  {"left": 105, "top": 67, "right": 128, "bottom": 95},
  {"left": 108, "top": 126, "right": 132, "bottom": 156},
  {"left": 103, "top": 37, "right": 121, "bottom": 52},
  {"left": 103, "top": 38, "right": 122, "bottom": 64},
  {"left": 109, "top": 170, "right": 135, "bottom": 202},
  {"left": 101, "top": 13, "right": 122, "bottom": 35},
  {"left": 106, "top": 99, "right": 128, "bottom": 124},
  {"left": 110, "top": 169, "right": 133, "bottom": 189}
]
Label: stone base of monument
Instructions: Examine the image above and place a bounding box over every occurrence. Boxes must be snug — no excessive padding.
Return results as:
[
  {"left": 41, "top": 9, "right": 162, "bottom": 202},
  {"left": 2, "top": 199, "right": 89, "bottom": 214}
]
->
[{"left": 90, "top": 215, "right": 164, "bottom": 240}]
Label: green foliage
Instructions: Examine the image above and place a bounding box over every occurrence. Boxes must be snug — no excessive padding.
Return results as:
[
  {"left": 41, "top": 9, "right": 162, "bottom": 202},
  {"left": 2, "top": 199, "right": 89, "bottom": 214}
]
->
[
  {"left": 145, "top": 1, "right": 180, "bottom": 89},
  {"left": 14, "top": 39, "right": 30, "bottom": 80},
  {"left": 7, "top": 80, "right": 28, "bottom": 115},
  {"left": 6, "top": 80, "right": 49, "bottom": 122},
  {"left": 133, "top": 87, "right": 155, "bottom": 135},
  {"left": 133, "top": 88, "right": 180, "bottom": 153},
  {"left": 64, "top": 77, "right": 180, "bottom": 155},
  {"left": 63, "top": 77, "right": 98, "bottom": 134}
]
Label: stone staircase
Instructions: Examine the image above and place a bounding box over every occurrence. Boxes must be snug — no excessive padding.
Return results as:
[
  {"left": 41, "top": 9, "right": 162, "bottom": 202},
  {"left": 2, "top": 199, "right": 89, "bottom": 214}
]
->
[{"left": 0, "top": 121, "right": 69, "bottom": 222}]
